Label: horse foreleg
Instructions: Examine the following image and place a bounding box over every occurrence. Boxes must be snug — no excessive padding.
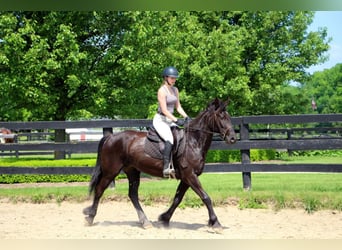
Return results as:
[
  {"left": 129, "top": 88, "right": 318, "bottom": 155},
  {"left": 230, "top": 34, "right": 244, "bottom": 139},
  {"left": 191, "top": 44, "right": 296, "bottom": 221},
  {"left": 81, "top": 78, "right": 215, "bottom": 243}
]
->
[
  {"left": 158, "top": 181, "right": 189, "bottom": 226},
  {"left": 127, "top": 170, "right": 152, "bottom": 229},
  {"left": 188, "top": 175, "right": 222, "bottom": 231},
  {"left": 83, "top": 176, "right": 113, "bottom": 226}
]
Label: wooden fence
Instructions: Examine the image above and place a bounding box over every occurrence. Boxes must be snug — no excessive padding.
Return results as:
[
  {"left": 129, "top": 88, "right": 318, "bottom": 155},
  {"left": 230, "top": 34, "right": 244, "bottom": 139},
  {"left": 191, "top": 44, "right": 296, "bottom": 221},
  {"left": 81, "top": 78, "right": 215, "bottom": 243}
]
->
[{"left": 1, "top": 114, "right": 341, "bottom": 189}]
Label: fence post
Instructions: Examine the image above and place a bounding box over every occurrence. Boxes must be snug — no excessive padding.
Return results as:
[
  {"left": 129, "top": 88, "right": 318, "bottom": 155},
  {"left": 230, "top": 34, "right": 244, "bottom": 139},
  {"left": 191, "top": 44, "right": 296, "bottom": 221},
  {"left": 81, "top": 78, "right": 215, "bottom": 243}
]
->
[
  {"left": 54, "top": 129, "right": 66, "bottom": 159},
  {"left": 103, "top": 127, "right": 113, "bottom": 136},
  {"left": 240, "top": 121, "right": 251, "bottom": 190}
]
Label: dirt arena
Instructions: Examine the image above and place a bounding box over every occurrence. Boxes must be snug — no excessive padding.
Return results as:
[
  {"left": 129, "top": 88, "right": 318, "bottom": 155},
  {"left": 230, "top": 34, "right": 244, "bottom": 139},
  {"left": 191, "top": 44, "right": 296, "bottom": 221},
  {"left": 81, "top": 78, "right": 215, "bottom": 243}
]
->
[{"left": 0, "top": 198, "right": 341, "bottom": 239}]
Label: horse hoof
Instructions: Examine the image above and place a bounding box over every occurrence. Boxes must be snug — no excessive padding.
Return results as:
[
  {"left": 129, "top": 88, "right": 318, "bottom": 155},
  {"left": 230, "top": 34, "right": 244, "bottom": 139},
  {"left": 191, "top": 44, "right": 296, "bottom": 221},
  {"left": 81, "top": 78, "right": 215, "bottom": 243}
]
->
[
  {"left": 83, "top": 206, "right": 91, "bottom": 215},
  {"left": 142, "top": 220, "right": 153, "bottom": 229},
  {"left": 158, "top": 214, "right": 171, "bottom": 227},
  {"left": 212, "top": 225, "right": 224, "bottom": 234},
  {"left": 210, "top": 222, "right": 224, "bottom": 234},
  {"left": 84, "top": 216, "right": 94, "bottom": 226}
]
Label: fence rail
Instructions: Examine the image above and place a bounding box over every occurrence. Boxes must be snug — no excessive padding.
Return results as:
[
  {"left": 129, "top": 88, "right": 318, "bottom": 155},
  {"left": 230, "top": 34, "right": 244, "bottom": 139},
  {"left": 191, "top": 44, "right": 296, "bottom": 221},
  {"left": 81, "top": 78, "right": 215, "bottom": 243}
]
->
[{"left": 1, "top": 114, "right": 341, "bottom": 189}]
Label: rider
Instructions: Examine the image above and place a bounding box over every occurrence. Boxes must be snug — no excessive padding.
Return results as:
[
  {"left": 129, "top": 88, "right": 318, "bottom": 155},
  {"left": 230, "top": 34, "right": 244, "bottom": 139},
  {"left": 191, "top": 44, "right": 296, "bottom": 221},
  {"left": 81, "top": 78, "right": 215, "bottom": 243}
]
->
[{"left": 153, "top": 66, "right": 190, "bottom": 178}]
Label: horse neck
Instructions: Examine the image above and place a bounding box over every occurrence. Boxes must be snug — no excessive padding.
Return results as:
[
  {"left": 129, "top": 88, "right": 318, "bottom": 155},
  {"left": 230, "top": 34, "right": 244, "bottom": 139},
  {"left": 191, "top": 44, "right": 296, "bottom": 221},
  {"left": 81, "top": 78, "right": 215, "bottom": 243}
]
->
[{"left": 186, "top": 113, "right": 215, "bottom": 153}]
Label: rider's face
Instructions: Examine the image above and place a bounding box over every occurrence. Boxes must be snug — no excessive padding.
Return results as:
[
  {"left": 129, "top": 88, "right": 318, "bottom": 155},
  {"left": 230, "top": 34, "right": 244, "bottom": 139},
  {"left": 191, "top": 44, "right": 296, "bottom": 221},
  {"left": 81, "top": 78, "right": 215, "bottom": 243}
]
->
[{"left": 167, "top": 76, "right": 177, "bottom": 85}]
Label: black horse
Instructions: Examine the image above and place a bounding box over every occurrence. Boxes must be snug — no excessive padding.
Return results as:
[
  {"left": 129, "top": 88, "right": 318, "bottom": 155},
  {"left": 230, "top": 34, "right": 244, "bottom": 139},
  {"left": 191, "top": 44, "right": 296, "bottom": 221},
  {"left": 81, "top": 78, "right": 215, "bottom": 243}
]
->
[{"left": 83, "top": 98, "right": 236, "bottom": 230}]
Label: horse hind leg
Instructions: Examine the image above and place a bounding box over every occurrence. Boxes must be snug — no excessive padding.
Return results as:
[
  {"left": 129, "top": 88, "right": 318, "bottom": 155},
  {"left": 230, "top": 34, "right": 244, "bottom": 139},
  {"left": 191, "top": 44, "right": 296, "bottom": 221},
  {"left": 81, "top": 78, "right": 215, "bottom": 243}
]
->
[{"left": 126, "top": 168, "right": 153, "bottom": 229}]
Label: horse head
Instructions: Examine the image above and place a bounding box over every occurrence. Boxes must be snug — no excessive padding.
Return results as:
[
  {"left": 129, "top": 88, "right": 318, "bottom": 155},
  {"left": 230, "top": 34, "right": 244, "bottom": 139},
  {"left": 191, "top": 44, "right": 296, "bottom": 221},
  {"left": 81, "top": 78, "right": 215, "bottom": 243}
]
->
[
  {"left": 0, "top": 127, "right": 14, "bottom": 143},
  {"left": 206, "top": 98, "right": 236, "bottom": 144}
]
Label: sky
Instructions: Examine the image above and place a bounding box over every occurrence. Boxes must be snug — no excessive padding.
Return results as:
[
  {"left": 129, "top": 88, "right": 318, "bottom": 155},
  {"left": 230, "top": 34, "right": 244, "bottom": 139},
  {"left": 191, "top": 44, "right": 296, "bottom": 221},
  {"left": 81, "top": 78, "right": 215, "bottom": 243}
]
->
[{"left": 307, "top": 11, "right": 342, "bottom": 74}]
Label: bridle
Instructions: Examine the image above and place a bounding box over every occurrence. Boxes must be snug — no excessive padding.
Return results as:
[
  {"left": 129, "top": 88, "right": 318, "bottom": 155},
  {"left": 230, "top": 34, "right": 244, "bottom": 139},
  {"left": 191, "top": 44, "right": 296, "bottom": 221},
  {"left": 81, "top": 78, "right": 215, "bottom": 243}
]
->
[
  {"left": 186, "top": 112, "right": 233, "bottom": 141},
  {"left": 187, "top": 126, "right": 232, "bottom": 141}
]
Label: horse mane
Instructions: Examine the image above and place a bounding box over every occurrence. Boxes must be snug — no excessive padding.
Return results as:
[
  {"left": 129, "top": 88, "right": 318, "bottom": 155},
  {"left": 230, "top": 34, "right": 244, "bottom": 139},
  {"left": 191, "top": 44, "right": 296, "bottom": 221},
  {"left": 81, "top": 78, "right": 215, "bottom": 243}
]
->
[{"left": 187, "top": 98, "right": 227, "bottom": 131}]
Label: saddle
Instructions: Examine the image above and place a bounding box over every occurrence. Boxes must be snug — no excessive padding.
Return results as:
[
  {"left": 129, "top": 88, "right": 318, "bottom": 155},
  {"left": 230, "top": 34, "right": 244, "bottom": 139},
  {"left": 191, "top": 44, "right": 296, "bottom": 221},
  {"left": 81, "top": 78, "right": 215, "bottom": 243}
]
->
[{"left": 144, "top": 126, "right": 185, "bottom": 160}]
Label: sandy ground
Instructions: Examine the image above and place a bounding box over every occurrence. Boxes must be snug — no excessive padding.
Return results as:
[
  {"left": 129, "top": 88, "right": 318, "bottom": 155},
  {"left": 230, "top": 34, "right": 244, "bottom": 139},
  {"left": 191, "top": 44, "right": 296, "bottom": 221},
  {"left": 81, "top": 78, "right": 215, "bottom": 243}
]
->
[{"left": 0, "top": 198, "right": 341, "bottom": 239}]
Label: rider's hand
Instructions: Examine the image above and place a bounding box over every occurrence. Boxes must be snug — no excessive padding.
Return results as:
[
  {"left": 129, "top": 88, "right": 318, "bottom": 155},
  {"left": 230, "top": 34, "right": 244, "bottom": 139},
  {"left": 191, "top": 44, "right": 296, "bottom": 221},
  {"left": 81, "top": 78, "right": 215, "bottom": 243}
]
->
[
  {"left": 175, "top": 119, "right": 185, "bottom": 126},
  {"left": 185, "top": 116, "right": 192, "bottom": 124}
]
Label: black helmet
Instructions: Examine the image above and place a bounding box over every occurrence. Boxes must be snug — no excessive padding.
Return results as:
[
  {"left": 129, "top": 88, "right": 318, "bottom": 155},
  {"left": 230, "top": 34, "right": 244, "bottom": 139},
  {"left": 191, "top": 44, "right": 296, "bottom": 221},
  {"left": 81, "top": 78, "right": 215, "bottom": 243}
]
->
[{"left": 162, "top": 66, "right": 179, "bottom": 78}]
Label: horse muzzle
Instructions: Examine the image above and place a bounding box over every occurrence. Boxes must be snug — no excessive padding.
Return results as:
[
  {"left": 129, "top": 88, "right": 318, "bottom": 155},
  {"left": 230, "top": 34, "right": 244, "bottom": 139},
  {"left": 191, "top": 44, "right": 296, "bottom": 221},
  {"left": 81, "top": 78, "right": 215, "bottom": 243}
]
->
[{"left": 222, "top": 128, "right": 237, "bottom": 144}]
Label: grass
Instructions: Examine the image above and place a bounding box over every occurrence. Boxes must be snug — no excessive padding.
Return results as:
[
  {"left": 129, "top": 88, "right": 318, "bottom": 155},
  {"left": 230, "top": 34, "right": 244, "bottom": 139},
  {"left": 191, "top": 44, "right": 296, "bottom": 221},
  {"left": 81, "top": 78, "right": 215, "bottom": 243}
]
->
[
  {"left": 0, "top": 153, "right": 341, "bottom": 212},
  {"left": 0, "top": 154, "right": 97, "bottom": 167},
  {"left": 1, "top": 173, "right": 341, "bottom": 212}
]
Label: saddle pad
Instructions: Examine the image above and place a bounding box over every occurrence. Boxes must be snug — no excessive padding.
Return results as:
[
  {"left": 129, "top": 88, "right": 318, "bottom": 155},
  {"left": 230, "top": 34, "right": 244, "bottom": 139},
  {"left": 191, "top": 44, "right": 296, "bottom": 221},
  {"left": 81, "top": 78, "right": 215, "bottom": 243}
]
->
[
  {"left": 144, "top": 128, "right": 186, "bottom": 160},
  {"left": 144, "top": 138, "right": 163, "bottom": 160}
]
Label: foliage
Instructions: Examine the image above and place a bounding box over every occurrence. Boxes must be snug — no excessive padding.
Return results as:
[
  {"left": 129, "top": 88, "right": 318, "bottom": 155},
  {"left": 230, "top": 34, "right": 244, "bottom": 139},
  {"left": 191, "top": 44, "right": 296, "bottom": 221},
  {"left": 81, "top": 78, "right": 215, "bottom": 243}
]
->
[
  {"left": 277, "top": 149, "right": 342, "bottom": 159},
  {"left": 0, "top": 11, "right": 330, "bottom": 121},
  {"left": 0, "top": 174, "right": 90, "bottom": 184},
  {"left": 0, "top": 12, "right": 96, "bottom": 121},
  {"left": 301, "top": 63, "right": 342, "bottom": 114},
  {"left": 205, "top": 149, "right": 276, "bottom": 163},
  {"left": 274, "top": 84, "right": 310, "bottom": 114},
  {"left": 0, "top": 157, "right": 96, "bottom": 167}
]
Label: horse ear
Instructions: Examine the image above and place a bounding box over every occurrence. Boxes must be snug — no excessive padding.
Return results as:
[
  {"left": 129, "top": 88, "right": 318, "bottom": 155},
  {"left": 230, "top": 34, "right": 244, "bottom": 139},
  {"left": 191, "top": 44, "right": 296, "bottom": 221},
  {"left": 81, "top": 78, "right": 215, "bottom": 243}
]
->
[
  {"left": 213, "top": 98, "right": 220, "bottom": 108},
  {"left": 223, "top": 97, "right": 230, "bottom": 107},
  {"left": 207, "top": 98, "right": 220, "bottom": 110},
  {"left": 215, "top": 98, "right": 230, "bottom": 113},
  {"left": 211, "top": 98, "right": 226, "bottom": 113}
]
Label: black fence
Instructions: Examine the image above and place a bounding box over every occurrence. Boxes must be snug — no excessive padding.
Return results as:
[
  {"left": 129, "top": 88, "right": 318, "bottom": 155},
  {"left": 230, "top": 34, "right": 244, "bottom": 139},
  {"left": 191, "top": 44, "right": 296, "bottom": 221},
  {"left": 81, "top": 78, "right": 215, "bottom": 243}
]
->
[{"left": 1, "top": 114, "right": 341, "bottom": 189}]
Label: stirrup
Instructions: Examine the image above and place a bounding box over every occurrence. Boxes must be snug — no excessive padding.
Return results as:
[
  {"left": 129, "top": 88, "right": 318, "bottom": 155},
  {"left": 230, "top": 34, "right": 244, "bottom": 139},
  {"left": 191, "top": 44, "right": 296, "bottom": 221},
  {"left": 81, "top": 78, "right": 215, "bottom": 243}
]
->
[{"left": 163, "top": 168, "right": 175, "bottom": 178}]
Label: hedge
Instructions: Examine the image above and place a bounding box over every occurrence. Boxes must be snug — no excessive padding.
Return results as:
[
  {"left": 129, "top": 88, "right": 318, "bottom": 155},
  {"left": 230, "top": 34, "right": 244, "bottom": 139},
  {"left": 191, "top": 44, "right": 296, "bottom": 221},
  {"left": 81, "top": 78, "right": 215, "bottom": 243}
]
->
[{"left": 205, "top": 149, "right": 276, "bottom": 163}]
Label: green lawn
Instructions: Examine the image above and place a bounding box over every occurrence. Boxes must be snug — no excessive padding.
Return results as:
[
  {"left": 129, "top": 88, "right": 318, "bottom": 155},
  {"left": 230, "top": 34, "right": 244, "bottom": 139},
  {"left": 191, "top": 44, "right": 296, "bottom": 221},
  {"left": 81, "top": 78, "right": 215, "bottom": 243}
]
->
[
  {"left": 0, "top": 154, "right": 341, "bottom": 212},
  {"left": 0, "top": 154, "right": 97, "bottom": 167},
  {"left": 1, "top": 173, "right": 341, "bottom": 213}
]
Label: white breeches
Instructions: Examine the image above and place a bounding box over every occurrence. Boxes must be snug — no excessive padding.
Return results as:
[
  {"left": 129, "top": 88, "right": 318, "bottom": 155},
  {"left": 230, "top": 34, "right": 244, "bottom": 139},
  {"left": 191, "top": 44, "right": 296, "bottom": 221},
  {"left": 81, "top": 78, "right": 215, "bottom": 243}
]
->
[{"left": 153, "top": 113, "right": 175, "bottom": 144}]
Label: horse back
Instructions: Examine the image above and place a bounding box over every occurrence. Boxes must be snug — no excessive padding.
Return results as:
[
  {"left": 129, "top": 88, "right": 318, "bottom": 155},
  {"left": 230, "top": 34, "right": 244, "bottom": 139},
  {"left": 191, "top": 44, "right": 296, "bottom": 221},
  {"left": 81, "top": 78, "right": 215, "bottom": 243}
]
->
[
  {"left": 104, "top": 130, "right": 146, "bottom": 148},
  {"left": 100, "top": 130, "right": 145, "bottom": 160}
]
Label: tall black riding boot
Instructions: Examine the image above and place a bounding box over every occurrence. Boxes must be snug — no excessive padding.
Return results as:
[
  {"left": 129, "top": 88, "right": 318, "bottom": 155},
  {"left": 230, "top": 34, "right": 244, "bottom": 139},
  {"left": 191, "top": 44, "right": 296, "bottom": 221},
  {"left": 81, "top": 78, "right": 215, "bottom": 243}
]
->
[{"left": 162, "top": 141, "right": 174, "bottom": 178}]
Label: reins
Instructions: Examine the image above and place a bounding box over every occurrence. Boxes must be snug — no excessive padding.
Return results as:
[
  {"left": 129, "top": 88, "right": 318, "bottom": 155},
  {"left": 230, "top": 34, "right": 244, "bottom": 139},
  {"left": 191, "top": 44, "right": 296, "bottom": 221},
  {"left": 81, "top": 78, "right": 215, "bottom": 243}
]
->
[{"left": 186, "top": 126, "right": 216, "bottom": 134}]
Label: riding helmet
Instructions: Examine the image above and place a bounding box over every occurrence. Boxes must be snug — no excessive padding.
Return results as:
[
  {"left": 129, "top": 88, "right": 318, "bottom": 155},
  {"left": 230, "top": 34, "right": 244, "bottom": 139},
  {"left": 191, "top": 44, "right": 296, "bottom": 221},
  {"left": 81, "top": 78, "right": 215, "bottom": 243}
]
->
[{"left": 162, "top": 66, "right": 179, "bottom": 78}]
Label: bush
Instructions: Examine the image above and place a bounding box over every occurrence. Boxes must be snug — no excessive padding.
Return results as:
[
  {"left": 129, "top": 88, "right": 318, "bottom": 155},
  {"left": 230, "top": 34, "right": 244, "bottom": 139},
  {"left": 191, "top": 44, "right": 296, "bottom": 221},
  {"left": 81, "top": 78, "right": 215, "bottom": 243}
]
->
[
  {"left": 205, "top": 149, "right": 276, "bottom": 163},
  {"left": 0, "top": 174, "right": 91, "bottom": 184},
  {"left": 276, "top": 149, "right": 342, "bottom": 159}
]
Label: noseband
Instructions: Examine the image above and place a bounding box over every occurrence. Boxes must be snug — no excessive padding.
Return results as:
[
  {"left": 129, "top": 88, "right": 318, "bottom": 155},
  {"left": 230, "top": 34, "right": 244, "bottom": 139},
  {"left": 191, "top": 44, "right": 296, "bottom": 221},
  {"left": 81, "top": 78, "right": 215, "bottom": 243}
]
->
[{"left": 221, "top": 127, "right": 234, "bottom": 141}]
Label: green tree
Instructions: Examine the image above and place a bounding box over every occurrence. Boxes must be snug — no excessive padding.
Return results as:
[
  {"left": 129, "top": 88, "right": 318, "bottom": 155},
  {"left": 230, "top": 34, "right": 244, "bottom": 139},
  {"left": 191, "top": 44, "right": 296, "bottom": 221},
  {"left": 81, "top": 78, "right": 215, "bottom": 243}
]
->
[
  {"left": 0, "top": 11, "right": 330, "bottom": 121},
  {"left": 222, "top": 11, "right": 330, "bottom": 115},
  {"left": 0, "top": 12, "right": 110, "bottom": 121},
  {"left": 98, "top": 11, "right": 330, "bottom": 117},
  {"left": 276, "top": 84, "right": 309, "bottom": 114},
  {"left": 302, "top": 63, "right": 342, "bottom": 114}
]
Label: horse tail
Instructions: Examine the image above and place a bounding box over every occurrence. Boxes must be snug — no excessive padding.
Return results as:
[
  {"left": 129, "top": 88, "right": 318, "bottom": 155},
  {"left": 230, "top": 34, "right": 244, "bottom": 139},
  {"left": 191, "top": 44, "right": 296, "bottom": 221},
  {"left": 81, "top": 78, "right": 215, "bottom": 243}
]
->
[{"left": 89, "top": 135, "right": 108, "bottom": 195}]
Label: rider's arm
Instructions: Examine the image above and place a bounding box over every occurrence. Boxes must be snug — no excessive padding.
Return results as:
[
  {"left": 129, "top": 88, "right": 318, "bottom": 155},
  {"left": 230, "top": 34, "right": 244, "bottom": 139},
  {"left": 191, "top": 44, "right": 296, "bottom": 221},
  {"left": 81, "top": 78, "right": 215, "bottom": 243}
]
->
[{"left": 174, "top": 88, "right": 188, "bottom": 118}]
